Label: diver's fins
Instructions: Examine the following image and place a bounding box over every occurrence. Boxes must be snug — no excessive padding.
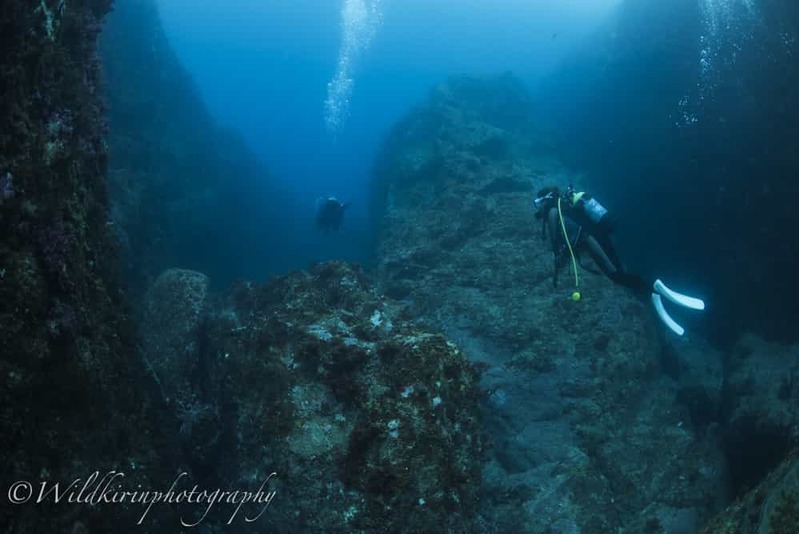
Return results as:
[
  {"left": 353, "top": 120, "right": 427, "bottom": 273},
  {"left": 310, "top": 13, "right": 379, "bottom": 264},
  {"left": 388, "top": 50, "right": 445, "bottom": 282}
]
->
[
  {"left": 653, "top": 279, "right": 705, "bottom": 311},
  {"left": 651, "top": 293, "right": 685, "bottom": 336},
  {"left": 650, "top": 279, "right": 705, "bottom": 336}
]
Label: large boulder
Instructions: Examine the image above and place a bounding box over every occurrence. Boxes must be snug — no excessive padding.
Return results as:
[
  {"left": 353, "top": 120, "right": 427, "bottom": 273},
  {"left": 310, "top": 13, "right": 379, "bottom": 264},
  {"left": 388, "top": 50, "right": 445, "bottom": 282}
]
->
[{"left": 141, "top": 268, "right": 210, "bottom": 407}]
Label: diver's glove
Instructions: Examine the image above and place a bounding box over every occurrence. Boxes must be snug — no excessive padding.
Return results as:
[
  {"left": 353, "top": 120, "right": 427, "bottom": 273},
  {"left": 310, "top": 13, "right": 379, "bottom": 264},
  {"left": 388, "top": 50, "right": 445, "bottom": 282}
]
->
[{"left": 650, "top": 279, "right": 705, "bottom": 336}]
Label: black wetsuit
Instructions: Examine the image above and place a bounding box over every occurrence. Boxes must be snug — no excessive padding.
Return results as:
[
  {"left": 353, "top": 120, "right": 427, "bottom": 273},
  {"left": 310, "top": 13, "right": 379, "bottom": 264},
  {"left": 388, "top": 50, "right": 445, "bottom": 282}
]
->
[
  {"left": 316, "top": 198, "right": 349, "bottom": 232},
  {"left": 542, "top": 200, "right": 650, "bottom": 295}
]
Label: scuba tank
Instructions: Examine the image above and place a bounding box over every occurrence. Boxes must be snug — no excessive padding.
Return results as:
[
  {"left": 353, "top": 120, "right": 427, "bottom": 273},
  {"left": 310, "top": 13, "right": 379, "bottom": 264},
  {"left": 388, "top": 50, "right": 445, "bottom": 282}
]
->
[{"left": 564, "top": 185, "right": 615, "bottom": 234}]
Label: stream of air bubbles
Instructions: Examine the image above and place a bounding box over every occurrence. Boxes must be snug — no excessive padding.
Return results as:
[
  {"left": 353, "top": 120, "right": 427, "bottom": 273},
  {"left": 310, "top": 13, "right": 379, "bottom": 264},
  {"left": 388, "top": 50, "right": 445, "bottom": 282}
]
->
[
  {"left": 676, "top": 0, "right": 759, "bottom": 126},
  {"left": 324, "top": 0, "right": 383, "bottom": 135}
]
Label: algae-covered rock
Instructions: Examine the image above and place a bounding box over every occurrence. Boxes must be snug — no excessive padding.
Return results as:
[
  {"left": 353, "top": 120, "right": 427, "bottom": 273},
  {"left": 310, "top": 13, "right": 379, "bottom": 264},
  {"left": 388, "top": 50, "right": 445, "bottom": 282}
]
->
[
  {"left": 199, "top": 261, "right": 484, "bottom": 532},
  {"left": 1, "top": 1, "right": 179, "bottom": 531}
]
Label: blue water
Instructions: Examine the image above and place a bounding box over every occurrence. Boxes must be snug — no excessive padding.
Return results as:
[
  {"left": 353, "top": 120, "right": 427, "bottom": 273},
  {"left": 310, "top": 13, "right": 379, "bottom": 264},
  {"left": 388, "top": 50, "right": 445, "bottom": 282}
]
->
[
  {"left": 155, "top": 0, "right": 621, "bottom": 270},
  {"left": 151, "top": 0, "right": 799, "bottom": 344}
]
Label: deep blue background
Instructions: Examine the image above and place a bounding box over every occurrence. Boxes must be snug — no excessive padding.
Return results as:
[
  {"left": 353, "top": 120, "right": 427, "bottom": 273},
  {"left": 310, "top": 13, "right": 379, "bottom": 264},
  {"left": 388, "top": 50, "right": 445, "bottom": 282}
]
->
[
  {"left": 151, "top": 0, "right": 799, "bottom": 345},
  {"left": 154, "top": 0, "right": 620, "bottom": 270}
]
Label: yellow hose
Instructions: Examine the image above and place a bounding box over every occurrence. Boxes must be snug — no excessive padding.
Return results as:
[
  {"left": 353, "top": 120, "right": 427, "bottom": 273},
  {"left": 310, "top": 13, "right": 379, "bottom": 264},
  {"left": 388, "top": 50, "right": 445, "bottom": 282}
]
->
[{"left": 557, "top": 197, "right": 580, "bottom": 294}]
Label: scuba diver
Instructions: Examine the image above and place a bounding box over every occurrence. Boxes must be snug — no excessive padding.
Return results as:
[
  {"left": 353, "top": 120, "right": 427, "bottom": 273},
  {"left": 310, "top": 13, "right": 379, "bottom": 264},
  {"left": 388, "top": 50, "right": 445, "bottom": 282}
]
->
[
  {"left": 315, "top": 196, "right": 351, "bottom": 233},
  {"left": 532, "top": 185, "right": 705, "bottom": 336}
]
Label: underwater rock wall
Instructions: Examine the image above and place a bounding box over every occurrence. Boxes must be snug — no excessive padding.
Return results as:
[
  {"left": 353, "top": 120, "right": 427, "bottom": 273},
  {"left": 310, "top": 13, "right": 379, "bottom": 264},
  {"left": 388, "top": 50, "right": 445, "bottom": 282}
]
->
[
  {"left": 0, "top": 0, "right": 179, "bottom": 530},
  {"left": 372, "top": 74, "right": 728, "bottom": 532},
  {"left": 100, "top": 0, "right": 285, "bottom": 299}
]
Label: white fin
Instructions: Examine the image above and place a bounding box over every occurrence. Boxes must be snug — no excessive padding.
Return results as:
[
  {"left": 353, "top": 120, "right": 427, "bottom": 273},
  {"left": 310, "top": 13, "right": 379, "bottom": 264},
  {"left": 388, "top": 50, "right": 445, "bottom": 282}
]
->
[
  {"left": 652, "top": 293, "right": 685, "bottom": 336},
  {"left": 654, "top": 279, "right": 705, "bottom": 311}
]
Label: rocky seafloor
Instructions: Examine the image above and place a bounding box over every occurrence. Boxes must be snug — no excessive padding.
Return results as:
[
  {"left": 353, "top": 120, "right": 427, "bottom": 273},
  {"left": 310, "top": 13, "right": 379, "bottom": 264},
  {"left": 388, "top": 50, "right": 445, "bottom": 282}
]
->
[
  {"left": 3, "top": 1, "right": 799, "bottom": 533},
  {"left": 371, "top": 73, "right": 721, "bottom": 532}
]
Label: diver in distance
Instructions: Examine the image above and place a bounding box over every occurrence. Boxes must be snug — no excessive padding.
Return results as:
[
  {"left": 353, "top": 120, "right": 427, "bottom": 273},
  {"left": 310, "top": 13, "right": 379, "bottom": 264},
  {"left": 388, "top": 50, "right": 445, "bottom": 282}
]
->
[
  {"left": 315, "top": 196, "right": 351, "bottom": 233},
  {"left": 532, "top": 185, "right": 705, "bottom": 336}
]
